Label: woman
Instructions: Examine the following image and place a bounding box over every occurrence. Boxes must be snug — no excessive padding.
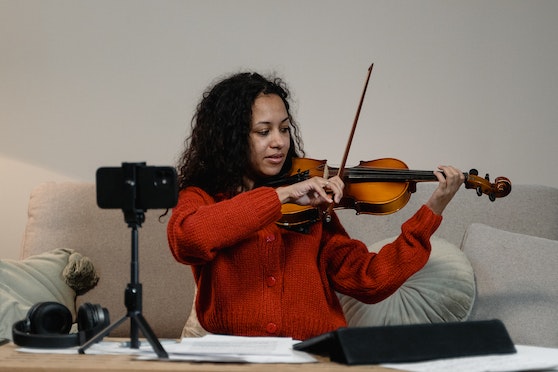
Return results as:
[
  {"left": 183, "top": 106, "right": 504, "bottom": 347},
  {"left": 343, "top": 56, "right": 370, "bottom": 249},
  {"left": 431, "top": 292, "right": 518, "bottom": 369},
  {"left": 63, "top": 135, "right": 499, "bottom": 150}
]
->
[{"left": 167, "top": 72, "right": 464, "bottom": 341}]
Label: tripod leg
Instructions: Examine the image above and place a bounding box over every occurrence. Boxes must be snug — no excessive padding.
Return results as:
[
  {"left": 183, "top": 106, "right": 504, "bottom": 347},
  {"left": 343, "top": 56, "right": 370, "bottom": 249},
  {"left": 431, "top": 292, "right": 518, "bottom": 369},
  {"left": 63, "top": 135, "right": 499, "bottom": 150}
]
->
[
  {"left": 78, "top": 314, "right": 129, "bottom": 354},
  {"left": 133, "top": 313, "right": 169, "bottom": 359},
  {"left": 130, "top": 316, "right": 140, "bottom": 348}
]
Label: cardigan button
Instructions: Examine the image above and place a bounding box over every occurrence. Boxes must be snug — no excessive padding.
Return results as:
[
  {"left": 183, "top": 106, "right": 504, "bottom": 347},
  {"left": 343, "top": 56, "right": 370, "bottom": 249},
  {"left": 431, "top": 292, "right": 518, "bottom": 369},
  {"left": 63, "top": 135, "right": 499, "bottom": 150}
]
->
[
  {"left": 265, "top": 234, "right": 275, "bottom": 243},
  {"left": 266, "top": 322, "right": 278, "bottom": 334},
  {"left": 266, "top": 276, "right": 277, "bottom": 287}
]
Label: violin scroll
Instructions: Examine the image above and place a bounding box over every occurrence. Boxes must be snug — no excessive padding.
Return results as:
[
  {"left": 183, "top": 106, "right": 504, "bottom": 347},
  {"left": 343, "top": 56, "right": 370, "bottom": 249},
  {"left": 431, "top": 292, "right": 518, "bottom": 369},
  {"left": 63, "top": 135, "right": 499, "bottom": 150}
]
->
[{"left": 464, "top": 169, "right": 512, "bottom": 202}]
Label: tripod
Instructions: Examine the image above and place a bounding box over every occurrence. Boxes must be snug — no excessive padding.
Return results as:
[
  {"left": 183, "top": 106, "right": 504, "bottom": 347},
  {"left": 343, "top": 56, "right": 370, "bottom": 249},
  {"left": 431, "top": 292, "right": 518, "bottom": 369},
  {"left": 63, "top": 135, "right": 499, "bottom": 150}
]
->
[{"left": 79, "top": 165, "right": 169, "bottom": 358}]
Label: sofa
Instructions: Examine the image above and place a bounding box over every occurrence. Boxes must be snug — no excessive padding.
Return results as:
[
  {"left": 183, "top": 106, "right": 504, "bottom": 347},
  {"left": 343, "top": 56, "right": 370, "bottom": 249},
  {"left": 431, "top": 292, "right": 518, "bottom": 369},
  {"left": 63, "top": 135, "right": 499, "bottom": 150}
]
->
[{"left": 7, "top": 181, "right": 558, "bottom": 347}]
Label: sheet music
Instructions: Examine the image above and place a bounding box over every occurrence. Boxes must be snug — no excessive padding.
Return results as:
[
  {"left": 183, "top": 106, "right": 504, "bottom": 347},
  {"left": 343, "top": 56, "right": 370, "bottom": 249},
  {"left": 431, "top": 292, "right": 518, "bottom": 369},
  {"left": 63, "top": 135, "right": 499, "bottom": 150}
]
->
[
  {"left": 166, "top": 334, "right": 295, "bottom": 355},
  {"left": 17, "top": 335, "right": 317, "bottom": 364},
  {"left": 138, "top": 335, "right": 317, "bottom": 363}
]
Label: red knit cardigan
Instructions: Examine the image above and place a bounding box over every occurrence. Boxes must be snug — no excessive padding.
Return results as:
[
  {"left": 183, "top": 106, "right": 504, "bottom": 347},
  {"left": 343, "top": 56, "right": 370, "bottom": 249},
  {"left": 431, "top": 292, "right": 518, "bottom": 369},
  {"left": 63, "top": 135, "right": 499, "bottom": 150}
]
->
[{"left": 167, "top": 186, "right": 442, "bottom": 341}]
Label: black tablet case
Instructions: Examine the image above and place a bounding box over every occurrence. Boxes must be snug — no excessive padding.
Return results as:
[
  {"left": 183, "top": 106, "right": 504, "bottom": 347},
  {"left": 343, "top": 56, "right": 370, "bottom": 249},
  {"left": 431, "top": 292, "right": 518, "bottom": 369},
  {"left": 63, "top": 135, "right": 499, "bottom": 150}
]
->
[{"left": 293, "top": 319, "right": 516, "bottom": 365}]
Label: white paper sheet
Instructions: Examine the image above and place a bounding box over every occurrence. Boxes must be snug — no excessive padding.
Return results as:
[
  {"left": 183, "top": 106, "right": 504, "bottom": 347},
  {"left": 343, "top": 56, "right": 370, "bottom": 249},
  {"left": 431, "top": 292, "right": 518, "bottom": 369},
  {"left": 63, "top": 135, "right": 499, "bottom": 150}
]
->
[
  {"left": 17, "top": 335, "right": 317, "bottom": 364},
  {"left": 381, "top": 345, "right": 558, "bottom": 372},
  {"left": 139, "top": 335, "right": 317, "bottom": 363},
  {"left": 166, "top": 334, "right": 295, "bottom": 355}
]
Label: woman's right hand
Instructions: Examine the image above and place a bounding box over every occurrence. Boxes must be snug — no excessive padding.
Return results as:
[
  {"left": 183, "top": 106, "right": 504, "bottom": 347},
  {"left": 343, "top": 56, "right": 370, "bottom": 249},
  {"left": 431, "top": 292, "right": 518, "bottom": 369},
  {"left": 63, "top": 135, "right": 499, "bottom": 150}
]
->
[{"left": 275, "top": 176, "right": 344, "bottom": 206}]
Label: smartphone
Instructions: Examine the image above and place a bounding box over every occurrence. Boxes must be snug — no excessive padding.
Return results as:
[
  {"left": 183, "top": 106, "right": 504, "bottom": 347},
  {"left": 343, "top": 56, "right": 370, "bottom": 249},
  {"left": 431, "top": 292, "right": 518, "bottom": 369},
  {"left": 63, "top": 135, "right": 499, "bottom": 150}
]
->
[{"left": 96, "top": 163, "right": 178, "bottom": 210}]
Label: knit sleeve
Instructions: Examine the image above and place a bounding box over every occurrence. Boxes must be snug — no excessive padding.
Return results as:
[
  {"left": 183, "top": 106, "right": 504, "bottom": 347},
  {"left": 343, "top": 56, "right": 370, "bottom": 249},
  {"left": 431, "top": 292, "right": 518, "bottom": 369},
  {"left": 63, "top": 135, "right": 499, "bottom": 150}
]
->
[
  {"left": 167, "top": 186, "right": 283, "bottom": 265},
  {"left": 322, "top": 204, "right": 442, "bottom": 304}
]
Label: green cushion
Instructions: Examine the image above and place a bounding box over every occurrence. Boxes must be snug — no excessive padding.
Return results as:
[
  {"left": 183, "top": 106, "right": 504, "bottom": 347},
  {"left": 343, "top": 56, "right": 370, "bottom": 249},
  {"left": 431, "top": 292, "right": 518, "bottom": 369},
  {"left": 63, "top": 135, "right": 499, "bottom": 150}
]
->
[{"left": 338, "top": 236, "right": 476, "bottom": 326}]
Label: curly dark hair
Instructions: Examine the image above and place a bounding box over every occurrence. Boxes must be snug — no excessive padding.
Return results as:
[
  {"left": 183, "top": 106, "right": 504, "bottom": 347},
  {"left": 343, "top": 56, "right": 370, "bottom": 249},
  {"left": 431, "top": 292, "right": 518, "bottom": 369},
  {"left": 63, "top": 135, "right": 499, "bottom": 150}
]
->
[{"left": 177, "top": 72, "right": 305, "bottom": 198}]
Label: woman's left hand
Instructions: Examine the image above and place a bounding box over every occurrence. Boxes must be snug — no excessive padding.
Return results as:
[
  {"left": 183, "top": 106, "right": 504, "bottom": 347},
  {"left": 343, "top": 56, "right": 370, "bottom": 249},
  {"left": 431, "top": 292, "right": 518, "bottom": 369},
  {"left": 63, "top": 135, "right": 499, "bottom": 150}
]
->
[{"left": 425, "top": 165, "right": 465, "bottom": 215}]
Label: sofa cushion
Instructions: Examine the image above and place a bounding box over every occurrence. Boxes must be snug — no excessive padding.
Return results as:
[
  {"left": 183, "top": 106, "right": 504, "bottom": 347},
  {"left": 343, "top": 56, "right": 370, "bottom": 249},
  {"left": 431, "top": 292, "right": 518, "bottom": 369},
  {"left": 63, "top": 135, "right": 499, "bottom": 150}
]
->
[
  {"left": 338, "top": 236, "right": 475, "bottom": 327},
  {"left": 181, "top": 288, "right": 208, "bottom": 338},
  {"left": 0, "top": 248, "right": 98, "bottom": 340},
  {"left": 462, "top": 223, "right": 558, "bottom": 347}
]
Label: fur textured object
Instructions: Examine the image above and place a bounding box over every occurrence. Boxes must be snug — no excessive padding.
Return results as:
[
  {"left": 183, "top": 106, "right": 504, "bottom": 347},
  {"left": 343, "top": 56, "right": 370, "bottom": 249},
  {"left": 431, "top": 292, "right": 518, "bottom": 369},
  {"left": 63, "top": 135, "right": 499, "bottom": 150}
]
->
[{"left": 63, "top": 251, "right": 99, "bottom": 296}]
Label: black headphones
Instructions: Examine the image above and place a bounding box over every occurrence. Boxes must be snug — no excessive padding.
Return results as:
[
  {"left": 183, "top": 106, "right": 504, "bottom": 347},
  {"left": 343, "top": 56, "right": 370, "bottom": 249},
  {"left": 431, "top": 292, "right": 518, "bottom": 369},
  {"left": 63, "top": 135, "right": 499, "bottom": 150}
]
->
[{"left": 12, "top": 301, "right": 110, "bottom": 348}]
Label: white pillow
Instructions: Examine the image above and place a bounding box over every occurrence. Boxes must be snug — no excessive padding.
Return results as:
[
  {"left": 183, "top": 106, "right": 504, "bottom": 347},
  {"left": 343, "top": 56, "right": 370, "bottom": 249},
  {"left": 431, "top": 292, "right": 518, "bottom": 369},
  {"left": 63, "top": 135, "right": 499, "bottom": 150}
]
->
[{"left": 338, "top": 236, "right": 475, "bottom": 326}]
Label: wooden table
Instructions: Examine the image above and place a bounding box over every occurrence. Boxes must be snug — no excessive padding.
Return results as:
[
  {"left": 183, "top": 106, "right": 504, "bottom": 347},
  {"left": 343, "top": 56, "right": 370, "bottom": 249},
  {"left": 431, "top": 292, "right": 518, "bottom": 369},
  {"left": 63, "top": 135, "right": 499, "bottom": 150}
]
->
[{"left": 0, "top": 341, "right": 399, "bottom": 372}]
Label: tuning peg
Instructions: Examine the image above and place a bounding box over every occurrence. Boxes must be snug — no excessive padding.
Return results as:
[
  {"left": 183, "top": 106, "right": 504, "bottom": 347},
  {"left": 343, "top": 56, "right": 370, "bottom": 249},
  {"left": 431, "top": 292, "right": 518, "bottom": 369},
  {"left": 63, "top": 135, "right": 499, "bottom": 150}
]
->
[
  {"left": 489, "top": 193, "right": 496, "bottom": 202},
  {"left": 485, "top": 173, "right": 490, "bottom": 181},
  {"left": 469, "top": 169, "right": 479, "bottom": 176},
  {"left": 476, "top": 187, "right": 483, "bottom": 197}
]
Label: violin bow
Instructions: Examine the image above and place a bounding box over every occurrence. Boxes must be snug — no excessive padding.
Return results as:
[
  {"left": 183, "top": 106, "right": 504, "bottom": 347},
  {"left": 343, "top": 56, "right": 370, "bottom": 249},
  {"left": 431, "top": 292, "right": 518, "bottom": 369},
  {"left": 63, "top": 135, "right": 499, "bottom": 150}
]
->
[{"left": 324, "top": 63, "right": 374, "bottom": 222}]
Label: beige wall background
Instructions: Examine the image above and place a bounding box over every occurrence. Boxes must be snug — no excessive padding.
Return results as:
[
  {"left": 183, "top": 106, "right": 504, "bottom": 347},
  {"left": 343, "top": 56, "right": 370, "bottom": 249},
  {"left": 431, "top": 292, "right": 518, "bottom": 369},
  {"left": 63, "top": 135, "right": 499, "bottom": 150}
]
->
[{"left": 1, "top": 0, "right": 557, "bottom": 259}]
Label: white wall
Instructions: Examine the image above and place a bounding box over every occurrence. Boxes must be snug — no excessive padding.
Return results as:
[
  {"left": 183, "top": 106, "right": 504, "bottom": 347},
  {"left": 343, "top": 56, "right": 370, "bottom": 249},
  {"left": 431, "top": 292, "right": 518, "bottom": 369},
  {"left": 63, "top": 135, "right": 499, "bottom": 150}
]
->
[{"left": 1, "top": 0, "right": 557, "bottom": 259}]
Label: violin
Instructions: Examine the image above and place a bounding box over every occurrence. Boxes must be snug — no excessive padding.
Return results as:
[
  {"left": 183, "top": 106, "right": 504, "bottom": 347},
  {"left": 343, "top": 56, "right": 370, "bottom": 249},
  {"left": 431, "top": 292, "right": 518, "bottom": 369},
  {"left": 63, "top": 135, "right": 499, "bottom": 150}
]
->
[
  {"left": 276, "top": 157, "right": 512, "bottom": 227},
  {"left": 274, "top": 63, "right": 512, "bottom": 228}
]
